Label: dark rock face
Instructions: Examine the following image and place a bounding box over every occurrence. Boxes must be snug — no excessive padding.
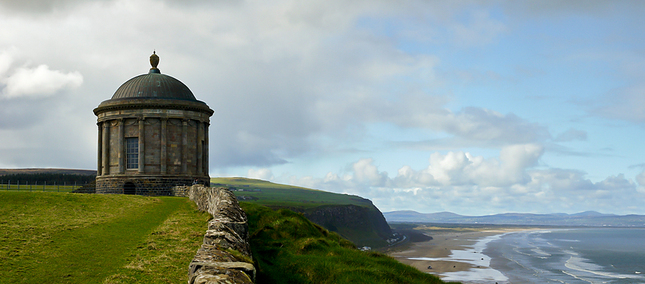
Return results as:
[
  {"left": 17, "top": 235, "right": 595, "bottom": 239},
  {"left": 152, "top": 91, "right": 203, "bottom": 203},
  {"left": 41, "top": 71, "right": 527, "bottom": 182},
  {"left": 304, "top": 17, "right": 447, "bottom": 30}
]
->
[
  {"left": 303, "top": 203, "right": 393, "bottom": 247},
  {"left": 186, "top": 185, "right": 255, "bottom": 284}
]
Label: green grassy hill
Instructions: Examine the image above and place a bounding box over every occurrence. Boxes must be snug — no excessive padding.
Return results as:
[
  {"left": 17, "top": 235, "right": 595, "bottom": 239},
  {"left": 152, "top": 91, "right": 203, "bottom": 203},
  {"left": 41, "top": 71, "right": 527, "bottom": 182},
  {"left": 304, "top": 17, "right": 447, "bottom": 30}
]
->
[
  {"left": 242, "top": 202, "right": 454, "bottom": 284},
  {"left": 0, "top": 191, "right": 209, "bottom": 284},
  {"left": 212, "top": 177, "right": 394, "bottom": 248},
  {"left": 211, "top": 177, "right": 371, "bottom": 208},
  {"left": 1, "top": 186, "right": 453, "bottom": 284}
]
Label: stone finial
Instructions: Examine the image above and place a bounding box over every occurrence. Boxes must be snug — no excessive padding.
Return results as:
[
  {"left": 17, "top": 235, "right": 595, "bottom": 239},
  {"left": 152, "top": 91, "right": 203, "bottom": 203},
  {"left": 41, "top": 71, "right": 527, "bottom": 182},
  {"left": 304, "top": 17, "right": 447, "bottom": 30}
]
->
[{"left": 149, "top": 51, "right": 160, "bottom": 73}]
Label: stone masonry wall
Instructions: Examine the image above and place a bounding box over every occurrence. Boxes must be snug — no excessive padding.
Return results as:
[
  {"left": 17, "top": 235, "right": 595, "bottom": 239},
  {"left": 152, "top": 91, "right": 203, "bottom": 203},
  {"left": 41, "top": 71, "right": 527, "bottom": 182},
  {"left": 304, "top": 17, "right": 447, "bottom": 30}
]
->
[
  {"left": 184, "top": 185, "right": 255, "bottom": 284},
  {"left": 98, "top": 176, "right": 196, "bottom": 195}
]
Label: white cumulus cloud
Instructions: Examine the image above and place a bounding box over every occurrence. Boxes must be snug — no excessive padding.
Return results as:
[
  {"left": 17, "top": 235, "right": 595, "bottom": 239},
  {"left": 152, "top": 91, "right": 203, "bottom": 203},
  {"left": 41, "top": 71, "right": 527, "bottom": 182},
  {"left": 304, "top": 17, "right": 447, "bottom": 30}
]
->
[
  {"left": 1, "top": 64, "right": 83, "bottom": 99},
  {"left": 247, "top": 168, "right": 275, "bottom": 181},
  {"left": 283, "top": 144, "right": 645, "bottom": 215}
]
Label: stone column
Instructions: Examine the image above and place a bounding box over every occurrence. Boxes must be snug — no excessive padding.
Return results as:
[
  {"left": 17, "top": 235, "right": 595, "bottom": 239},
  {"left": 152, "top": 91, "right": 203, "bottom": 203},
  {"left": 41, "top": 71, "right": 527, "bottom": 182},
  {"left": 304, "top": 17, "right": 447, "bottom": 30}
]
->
[
  {"left": 118, "top": 119, "right": 124, "bottom": 174},
  {"left": 97, "top": 122, "right": 103, "bottom": 176},
  {"left": 204, "top": 121, "right": 209, "bottom": 176},
  {"left": 138, "top": 118, "right": 145, "bottom": 173},
  {"left": 182, "top": 119, "right": 188, "bottom": 174},
  {"left": 161, "top": 118, "right": 167, "bottom": 174},
  {"left": 197, "top": 121, "right": 203, "bottom": 175},
  {"left": 102, "top": 121, "right": 110, "bottom": 175}
]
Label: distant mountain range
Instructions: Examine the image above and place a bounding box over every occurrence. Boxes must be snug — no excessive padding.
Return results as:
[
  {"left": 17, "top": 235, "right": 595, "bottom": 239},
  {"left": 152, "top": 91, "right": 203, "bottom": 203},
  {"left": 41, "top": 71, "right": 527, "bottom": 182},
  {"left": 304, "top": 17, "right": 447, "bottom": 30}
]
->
[{"left": 384, "top": 210, "right": 645, "bottom": 227}]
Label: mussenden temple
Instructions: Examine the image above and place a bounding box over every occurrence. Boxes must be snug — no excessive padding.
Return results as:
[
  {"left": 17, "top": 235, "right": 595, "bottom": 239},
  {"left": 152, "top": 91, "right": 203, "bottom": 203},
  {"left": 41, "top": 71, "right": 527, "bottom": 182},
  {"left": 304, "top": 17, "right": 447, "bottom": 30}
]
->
[{"left": 93, "top": 52, "right": 213, "bottom": 195}]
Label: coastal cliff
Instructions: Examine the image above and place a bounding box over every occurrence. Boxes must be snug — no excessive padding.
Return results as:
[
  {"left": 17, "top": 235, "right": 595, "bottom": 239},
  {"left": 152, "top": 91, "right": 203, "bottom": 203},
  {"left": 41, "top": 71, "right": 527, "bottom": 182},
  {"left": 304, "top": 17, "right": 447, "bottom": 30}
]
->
[
  {"left": 217, "top": 177, "right": 398, "bottom": 249},
  {"left": 302, "top": 203, "right": 393, "bottom": 248}
]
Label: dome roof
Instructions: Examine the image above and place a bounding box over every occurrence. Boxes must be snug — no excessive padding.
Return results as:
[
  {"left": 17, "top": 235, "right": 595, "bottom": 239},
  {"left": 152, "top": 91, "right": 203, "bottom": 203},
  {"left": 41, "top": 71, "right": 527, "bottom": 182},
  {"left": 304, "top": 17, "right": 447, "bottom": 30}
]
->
[
  {"left": 111, "top": 72, "right": 197, "bottom": 101},
  {"left": 110, "top": 51, "right": 196, "bottom": 101},
  {"left": 95, "top": 52, "right": 213, "bottom": 116}
]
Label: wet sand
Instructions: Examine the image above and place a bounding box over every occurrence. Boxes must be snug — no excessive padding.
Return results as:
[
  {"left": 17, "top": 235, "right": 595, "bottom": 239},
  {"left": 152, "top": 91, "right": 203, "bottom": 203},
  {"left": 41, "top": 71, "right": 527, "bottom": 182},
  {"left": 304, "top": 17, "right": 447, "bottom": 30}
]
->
[{"left": 386, "top": 226, "right": 533, "bottom": 281}]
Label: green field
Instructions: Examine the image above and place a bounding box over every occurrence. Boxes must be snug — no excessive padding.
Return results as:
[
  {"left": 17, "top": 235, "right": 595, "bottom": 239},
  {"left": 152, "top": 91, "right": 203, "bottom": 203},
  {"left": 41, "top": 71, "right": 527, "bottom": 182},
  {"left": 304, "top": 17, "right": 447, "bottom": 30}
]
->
[
  {"left": 0, "top": 191, "right": 210, "bottom": 284},
  {"left": 212, "top": 177, "right": 371, "bottom": 209},
  {"left": 0, "top": 184, "right": 80, "bottom": 192}
]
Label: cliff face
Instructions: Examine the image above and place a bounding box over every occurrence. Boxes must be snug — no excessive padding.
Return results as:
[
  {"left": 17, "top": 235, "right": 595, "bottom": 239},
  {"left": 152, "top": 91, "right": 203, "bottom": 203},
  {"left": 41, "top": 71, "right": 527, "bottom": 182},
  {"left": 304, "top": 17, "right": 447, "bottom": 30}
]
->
[
  {"left": 302, "top": 202, "right": 393, "bottom": 248},
  {"left": 219, "top": 177, "right": 396, "bottom": 249}
]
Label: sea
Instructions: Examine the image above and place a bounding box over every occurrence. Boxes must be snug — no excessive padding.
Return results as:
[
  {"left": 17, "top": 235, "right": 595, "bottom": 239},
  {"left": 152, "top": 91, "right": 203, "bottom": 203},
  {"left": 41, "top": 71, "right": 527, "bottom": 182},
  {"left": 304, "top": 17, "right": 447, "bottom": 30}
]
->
[{"left": 411, "top": 228, "right": 645, "bottom": 284}]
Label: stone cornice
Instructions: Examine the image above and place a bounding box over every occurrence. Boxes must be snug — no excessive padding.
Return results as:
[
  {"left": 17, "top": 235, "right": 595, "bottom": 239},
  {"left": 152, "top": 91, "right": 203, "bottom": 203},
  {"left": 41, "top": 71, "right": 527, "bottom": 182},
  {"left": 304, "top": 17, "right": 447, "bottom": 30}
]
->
[{"left": 94, "top": 98, "right": 214, "bottom": 116}]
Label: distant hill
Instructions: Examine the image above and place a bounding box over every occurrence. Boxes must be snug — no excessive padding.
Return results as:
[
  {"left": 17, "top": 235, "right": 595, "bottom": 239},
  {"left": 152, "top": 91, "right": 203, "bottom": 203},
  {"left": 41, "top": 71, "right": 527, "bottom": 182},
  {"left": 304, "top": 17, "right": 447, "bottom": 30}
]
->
[
  {"left": 212, "top": 177, "right": 397, "bottom": 248},
  {"left": 0, "top": 168, "right": 96, "bottom": 176},
  {"left": 384, "top": 210, "right": 645, "bottom": 227},
  {"left": 0, "top": 168, "right": 96, "bottom": 186}
]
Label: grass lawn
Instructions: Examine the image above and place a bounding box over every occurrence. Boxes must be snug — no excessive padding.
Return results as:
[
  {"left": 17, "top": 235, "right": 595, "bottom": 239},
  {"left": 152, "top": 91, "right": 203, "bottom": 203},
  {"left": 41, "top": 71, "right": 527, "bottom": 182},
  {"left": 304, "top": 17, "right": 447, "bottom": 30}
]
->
[{"left": 0, "top": 192, "right": 210, "bottom": 284}]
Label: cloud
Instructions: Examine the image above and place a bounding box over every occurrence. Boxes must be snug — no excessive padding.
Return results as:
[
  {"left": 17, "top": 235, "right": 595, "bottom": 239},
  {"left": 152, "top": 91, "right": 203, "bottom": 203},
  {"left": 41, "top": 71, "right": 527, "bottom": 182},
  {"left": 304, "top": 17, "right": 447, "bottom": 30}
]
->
[
  {"left": 247, "top": 168, "right": 275, "bottom": 181},
  {"left": 636, "top": 170, "right": 645, "bottom": 193},
  {"left": 0, "top": 61, "right": 83, "bottom": 99},
  {"left": 294, "top": 144, "right": 544, "bottom": 193},
  {"left": 0, "top": 50, "right": 12, "bottom": 77},
  {"left": 502, "top": 1, "right": 645, "bottom": 19},
  {"left": 592, "top": 85, "right": 645, "bottom": 124},
  {"left": 0, "top": 0, "right": 100, "bottom": 13},
  {"left": 284, "top": 145, "right": 645, "bottom": 215},
  {"left": 392, "top": 107, "right": 550, "bottom": 150},
  {"left": 451, "top": 9, "right": 507, "bottom": 47},
  {"left": 0, "top": 0, "right": 642, "bottom": 219},
  {"left": 350, "top": 158, "right": 390, "bottom": 187},
  {"left": 0, "top": 0, "right": 554, "bottom": 170},
  {"left": 553, "top": 128, "right": 587, "bottom": 142}
]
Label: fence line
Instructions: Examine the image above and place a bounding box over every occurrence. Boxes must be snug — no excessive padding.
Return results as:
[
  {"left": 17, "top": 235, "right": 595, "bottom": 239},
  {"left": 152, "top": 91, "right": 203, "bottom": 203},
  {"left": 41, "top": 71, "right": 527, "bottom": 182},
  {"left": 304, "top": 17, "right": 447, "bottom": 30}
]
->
[{"left": 0, "top": 180, "right": 89, "bottom": 193}]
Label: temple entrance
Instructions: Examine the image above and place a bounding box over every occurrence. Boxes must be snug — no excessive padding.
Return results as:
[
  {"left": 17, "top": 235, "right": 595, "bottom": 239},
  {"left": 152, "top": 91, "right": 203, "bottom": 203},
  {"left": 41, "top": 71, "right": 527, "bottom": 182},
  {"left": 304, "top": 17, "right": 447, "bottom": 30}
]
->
[{"left": 123, "top": 182, "right": 136, "bottom": 195}]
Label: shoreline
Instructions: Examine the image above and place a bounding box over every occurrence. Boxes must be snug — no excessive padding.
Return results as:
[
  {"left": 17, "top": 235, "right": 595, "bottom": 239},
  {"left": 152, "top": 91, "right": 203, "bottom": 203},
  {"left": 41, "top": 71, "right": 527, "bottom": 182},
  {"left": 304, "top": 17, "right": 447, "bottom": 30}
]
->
[{"left": 386, "top": 226, "right": 536, "bottom": 283}]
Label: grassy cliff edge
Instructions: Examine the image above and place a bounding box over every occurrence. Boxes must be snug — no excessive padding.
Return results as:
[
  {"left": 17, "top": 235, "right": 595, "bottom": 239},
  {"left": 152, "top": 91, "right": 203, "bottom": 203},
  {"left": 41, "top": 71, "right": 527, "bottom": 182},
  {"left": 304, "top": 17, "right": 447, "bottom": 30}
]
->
[
  {"left": 242, "top": 202, "right": 454, "bottom": 284},
  {"left": 214, "top": 177, "right": 395, "bottom": 248}
]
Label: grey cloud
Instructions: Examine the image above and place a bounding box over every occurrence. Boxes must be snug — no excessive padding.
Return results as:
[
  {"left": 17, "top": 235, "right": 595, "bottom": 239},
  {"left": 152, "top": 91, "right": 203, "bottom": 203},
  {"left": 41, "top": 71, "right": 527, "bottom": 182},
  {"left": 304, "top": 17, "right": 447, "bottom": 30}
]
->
[
  {"left": 0, "top": 98, "right": 60, "bottom": 129},
  {"left": 0, "top": 0, "right": 613, "bottom": 173},
  {"left": 628, "top": 163, "right": 645, "bottom": 170},
  {"left": 553, "top": 128, "right": 587, "bottom": 142},
  {"left": 595, "top": 174, "right": 634, "bottom": 191},
  {"left": 445, "top": 107, "right": 550, "bottom": 144},
  {"left": 544, "top": 145, "right": 589, "bottom": 157},
  {"left": 0, "top": 0, "right": 108, "bottom": 13},
  {"left": 592, "top": 85, "right": 645, "bottom": 124},
  {"left": 501, "top": 0, "right": 645, "bottom": 19},
  {"left": 286, "top": 155, "right": 645, "bottom": 215},
  {"left": 391, "top": 106, "right": 550, "bottom": 148}
]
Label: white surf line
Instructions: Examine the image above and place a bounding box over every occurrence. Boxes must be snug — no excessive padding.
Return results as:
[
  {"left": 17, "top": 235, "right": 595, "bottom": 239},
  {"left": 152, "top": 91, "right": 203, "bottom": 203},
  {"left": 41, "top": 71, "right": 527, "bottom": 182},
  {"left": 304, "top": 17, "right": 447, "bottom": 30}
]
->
[{"left": 409, "top": 231, "right": 513, "bottom": 282}]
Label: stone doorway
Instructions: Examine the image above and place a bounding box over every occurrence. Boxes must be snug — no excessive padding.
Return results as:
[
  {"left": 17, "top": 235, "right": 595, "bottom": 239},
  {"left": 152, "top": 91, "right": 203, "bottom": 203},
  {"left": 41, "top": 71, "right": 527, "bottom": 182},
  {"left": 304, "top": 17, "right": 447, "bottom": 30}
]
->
[{"left": 123, "top": 182, "right": 136, "bottom": 195}]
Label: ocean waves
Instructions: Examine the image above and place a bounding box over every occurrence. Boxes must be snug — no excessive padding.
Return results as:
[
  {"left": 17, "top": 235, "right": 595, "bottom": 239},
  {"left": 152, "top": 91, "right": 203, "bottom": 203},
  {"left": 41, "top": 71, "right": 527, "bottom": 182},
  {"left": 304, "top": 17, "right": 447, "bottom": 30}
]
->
[{"left": 487, "top": 228, "right": 645, "bottom": 284}]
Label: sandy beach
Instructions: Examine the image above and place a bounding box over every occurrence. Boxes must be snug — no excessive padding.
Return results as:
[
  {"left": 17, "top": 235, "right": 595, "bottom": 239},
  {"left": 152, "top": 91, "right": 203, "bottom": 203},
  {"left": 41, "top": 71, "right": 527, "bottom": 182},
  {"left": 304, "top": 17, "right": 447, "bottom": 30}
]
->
[{"left": 386, "top": 226, "right": 534, "bottom": 283}]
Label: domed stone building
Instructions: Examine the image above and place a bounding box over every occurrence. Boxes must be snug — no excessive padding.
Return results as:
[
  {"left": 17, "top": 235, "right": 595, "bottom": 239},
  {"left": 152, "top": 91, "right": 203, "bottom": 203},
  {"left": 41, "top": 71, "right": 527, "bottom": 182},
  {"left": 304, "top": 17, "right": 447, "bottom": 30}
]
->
[{"left": 94, "top": 52, "right": 213, "bottom": 195}]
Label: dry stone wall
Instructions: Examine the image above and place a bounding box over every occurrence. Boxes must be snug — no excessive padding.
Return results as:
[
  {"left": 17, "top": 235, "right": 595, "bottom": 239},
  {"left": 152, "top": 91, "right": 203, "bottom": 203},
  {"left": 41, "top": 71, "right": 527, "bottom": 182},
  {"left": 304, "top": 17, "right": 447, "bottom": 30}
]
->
[{"left": 183, "top": 185, "right": 255, "bottom": 284}]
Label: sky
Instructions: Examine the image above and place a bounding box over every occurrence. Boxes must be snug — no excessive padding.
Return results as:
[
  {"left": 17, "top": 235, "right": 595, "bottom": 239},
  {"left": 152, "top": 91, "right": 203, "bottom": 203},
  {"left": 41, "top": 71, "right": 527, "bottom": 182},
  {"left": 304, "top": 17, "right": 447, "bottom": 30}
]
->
[{"left": 1, "top": 0, "right": 645, "bottom": 216}]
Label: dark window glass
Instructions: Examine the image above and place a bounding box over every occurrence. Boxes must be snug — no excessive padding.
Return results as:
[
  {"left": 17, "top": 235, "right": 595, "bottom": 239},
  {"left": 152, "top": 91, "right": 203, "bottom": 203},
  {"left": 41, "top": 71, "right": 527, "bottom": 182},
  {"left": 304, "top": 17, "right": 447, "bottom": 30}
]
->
[{"left": 126, "top": 137, "right": 138, "bottom": 169}]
